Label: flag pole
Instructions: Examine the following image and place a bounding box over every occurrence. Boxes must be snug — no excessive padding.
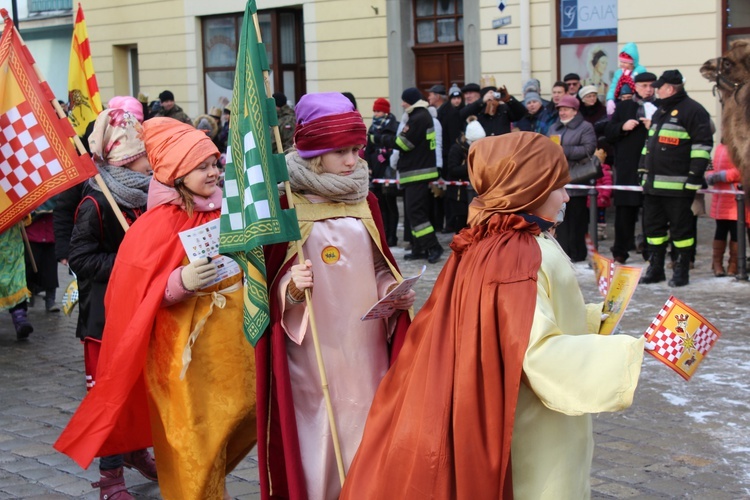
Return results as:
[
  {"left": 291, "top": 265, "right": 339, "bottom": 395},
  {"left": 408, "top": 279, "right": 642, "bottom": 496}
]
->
[
  {"left": 19, "top": 223, "right": 38, "bottom": 273},
  {"left": 3, "top": 13, "right": 131, "bottom": 233},
  {"left": 252, "top": 12, "right": 347, "bottom": 487}
]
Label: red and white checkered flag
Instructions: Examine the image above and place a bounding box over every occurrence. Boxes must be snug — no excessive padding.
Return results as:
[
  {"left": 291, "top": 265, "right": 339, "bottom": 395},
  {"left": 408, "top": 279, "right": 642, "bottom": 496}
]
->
[
  {"left": 644, "top": 296, "right": 721, "bottom": 381},
  {"left": 0, "top": 10, "right": 97, "bottom": 234}
]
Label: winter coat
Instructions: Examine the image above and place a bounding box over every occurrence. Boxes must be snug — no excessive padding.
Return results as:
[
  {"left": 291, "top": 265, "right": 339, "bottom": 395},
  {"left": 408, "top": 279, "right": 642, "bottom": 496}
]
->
[
  {"left": 155, "top": 104, "right": 191, "bottom": 124},
  {"left": 68, "top": 186, "right": 144, "bottom": 340},
  {"left": 708, "top": 144, "right": 750, "bottom": 223},
  {"left": 377, "top": 104, "right": 438, "bottom": 185},
  {"left": 603, "top": 98, "right": 650, "bottom": 206},
  {"left": 515, "top": 107, "right": 554, "bottom": 136},
  {"left": 53, "top": 182, "right": 85, "bottom": 261},
  {"left": 587, "top": 163, "right": 613, "bottom": 209},
  {"left": 606, "top": 43, "right": 647, "bottom": 102},
  {"left": 459, "top": 96, "right": 527, "bottom": 136},
  {"left": 548, "top": 113, "right": 597, "bottom": 197},
  {"left": 366, "top": 113, "right": 399, "bottom": 181},
  {"left": 437, "top": 101, "right": 463, "bottom": 166},
  {"left": 273, "top": 104, "right": 296, "bottom": 154},
  {"left": 639, "top": 89, "right": 713, "bottom": 198}
]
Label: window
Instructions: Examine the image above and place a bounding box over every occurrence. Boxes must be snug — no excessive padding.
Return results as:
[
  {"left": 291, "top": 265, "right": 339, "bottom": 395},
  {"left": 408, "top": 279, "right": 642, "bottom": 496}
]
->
[
  {"left": 414, "top": 0, "right": 463, "bottom": 44},
  {"left": 724, "top": 0, "right": 750, "bottom": 52},
  {"left": 201, "top": 9, "right": 305, "bottom": 111}
]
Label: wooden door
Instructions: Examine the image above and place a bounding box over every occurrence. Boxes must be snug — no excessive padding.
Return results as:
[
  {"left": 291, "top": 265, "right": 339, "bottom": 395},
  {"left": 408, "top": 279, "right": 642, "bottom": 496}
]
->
[{"left": 414, "top": 45, "right": 464, "bottom": 94}]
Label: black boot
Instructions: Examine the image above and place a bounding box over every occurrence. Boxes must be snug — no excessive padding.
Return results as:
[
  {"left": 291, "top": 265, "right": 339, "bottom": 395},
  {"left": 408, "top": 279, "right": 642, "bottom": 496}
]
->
[
  {"left": 427, "top": 244, "right": 444, "bottom": 264},
  {"left": 640, "top": 245, "right": 666, "bottom": 284},
  {"left": 45, "top": 289, "right": 60, "bottom": 313},
  {"left": 669, "top": 252, "right": 691, "bottom": 287}
]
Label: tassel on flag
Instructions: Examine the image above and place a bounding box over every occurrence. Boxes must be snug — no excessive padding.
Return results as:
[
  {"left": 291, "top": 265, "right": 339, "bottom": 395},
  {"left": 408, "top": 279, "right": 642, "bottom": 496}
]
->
[
  {"left": 219, "top": 0, "right": 300, "bottom": 346},
  {"left": 0, "top": 9, "right": 98, "bottom": 234},
  {"left": 68, "top": 3, "right": 102, "bottom": 135},
  {"left": 644, "top": 296, "right": 721, "bottom": 381}
]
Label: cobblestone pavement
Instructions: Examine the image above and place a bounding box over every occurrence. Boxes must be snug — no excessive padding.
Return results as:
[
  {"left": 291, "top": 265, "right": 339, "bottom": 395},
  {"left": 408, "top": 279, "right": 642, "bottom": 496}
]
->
[{"left": 1, "top": 212, "right": 749, "bottom": 498}]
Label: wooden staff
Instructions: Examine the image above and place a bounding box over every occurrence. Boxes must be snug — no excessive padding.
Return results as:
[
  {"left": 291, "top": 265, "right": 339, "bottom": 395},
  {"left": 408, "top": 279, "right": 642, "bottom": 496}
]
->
[
  {"left": 7, "top": 15, "right": 131, "bottom": 233},
  {"left": 19, "top": 223, "right": 37, "bottom": 273},
  {"left": 252, "top": 13, "right": 347, "bottom": 486}
]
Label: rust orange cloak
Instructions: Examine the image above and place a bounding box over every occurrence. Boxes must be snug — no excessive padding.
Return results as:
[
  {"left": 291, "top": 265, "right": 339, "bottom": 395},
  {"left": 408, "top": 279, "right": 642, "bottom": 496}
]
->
[{"left": 340, "top": 213, "right": 542, "bottom": 499}]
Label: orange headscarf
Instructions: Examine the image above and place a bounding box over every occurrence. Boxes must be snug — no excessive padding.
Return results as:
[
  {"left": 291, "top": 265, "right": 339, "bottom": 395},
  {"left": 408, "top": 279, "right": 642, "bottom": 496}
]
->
[
  {"left": 141, "top": 117, "right": 219, "bottom": 186},
  {"left": 467, "top": 132, "right": 570, "bottom": 227}
]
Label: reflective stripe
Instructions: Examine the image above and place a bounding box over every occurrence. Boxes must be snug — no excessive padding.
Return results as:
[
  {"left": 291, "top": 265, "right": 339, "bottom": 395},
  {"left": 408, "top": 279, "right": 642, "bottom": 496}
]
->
[
  {"left": 661, "top": 123, "right": 688, "bottom": 132},
  {"left": 653, "top": 180, "right": 685, "bottom": 190},
  {"left": 692, "top": 144, "right": 712, "bottom": 151},
  {"left": 399, "top": 168, "right": 439, "bottom": 184},
  {"left": 426, "top": 129, "right": 436, "bottom": 151},
  {"left": 690, "top": 149, "right": 710, "bottom": 159},
  {"left": 684, "top": 183, "right": 701, "bottom": 190},
  {"left": 647, "top": 235, "right": 670, "bottom": 245},
  {"left": 641, "top": 147, "right": 648, "bottom": 155},
  {"left": 648, "top": 129, "right": 655, "bottom": 136},
  {"left": 658, "top": 129, "right": 690, "bottom": 140},
  {"left": 672, "top": 238, "right": 695, "bottom": 248},
  {"left": 412, "top": 224, "right": 435, "bottom": 238},
  {"left": 396, "top": 135, "right": 415, "bottom": 151},
  {"left": 654, "top": 174, "right": 687, "bottom": 183}
]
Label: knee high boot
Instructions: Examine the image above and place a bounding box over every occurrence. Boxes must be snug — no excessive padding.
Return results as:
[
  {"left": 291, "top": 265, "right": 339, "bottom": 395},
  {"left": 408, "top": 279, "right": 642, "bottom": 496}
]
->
[
  {"left": 712, "top": 240, "right": 727, "bottom": 277},
  {"left": 10, "top": 307, "right": 33, "bottom": 340},
  {"left": 727, "top": 241, "right": 739, "bottom": 276}
]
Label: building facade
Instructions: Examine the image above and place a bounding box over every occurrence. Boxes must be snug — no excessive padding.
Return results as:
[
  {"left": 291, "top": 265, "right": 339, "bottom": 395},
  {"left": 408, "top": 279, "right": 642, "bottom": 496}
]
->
[{"left": 32, "top": 0, "right": 749, "bottom": 126}]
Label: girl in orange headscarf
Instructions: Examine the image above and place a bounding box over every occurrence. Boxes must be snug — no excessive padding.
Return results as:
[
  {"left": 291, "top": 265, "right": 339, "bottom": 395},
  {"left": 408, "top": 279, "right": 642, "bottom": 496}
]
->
[
  {"left": 55, "top": 117, "right": 256, "bottom": 500},
  {"left": 340, "top": 132, "right": 645, "bottom": 499}
]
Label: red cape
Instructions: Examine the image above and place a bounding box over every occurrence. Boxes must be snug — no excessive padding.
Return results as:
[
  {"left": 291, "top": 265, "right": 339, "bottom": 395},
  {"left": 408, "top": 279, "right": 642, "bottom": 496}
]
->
[
  {"left": 54, "top": 205, "right": 221, "bottom": 467},
  {"left": 255, "top": 192, "right": 410, "bottom": 499},
  {"left": 339, "top": 214, "right": 541, "bottom": 499}
]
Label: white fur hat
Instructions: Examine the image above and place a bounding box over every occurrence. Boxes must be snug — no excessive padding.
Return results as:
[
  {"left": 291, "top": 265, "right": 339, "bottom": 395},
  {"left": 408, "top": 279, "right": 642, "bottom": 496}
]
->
[{"left": 465, "top": 120, "right": 486, "bottom": 144}]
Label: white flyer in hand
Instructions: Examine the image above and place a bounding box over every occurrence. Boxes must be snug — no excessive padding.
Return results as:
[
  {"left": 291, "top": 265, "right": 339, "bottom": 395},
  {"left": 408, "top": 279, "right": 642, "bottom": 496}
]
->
[
  {"left": 178, "top": 219, "right": 241, "bottom": 288},
  {"left": 643, "top": 102, "right": 657, "bottom": 120},
  {"left": 361, "top": 265, "right": 426, "bottom": 321}
]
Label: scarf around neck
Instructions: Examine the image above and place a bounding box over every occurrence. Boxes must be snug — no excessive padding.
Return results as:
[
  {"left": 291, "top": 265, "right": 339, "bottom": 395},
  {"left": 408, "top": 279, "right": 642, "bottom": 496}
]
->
[
  {"left": 89, "top": 164, "right": 151, "bottom": 209},
  {"left": 286, "top": 151, "right": 369, "bottom": 204}
]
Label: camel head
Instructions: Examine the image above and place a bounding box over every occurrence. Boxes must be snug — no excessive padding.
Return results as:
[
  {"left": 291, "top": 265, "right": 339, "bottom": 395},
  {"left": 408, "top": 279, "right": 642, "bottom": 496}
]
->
[{"left": 701, "top": 40, "right": 750, "bottom": 98}]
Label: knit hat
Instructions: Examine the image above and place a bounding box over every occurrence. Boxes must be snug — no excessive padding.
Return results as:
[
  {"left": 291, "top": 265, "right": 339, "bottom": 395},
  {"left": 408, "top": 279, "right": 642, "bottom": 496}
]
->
[
  {"left": 448, "top": 85, "right": 462, "bottom": 97},
  {"left": 88, "top": 109, "right": 146, "bottom": 167},
  {"left": 524, "top": 92, "right": 542, "bottom": 106},
  {"left": 556, "top": 95, "right": 580, "bottom": 110},
  {"left": 372, "top": 97, "right": 390, "bottom": 114},
  {"left": 108, "top": 96, "right": 144, "bottom": 123},
  {"left": 401, "top": 87, "right": 424, "bottom": 106},
  {"left": 293, "top": 92, "right": 367, "bottom": 159},
  {"left": 578, "top": 85, "right": 597, "bottom": 99},
  {"left": 522, "top": 78, "right": 541, "bottom": 95},
  {"left": 465, "top": 120, "right": 486, "bottom": 144},
  {"left": 273, "top": 92, "right": 287, "bottom": 108},
  {"left": 158, "top": 90, "right": 175, "bottom": 102},
  {"left": 142, "top": 117, "right": 219, "bottom": 186},
  {"left": 618, "top": 52, "right": 634, "bottom": 64},
  {"left": 620, "top": 84, "right": 634, "bottom": 96}
]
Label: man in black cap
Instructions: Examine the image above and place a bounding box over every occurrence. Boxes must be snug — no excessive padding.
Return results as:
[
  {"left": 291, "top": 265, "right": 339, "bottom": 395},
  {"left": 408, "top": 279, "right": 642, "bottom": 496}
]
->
[
  {"left": 604, "top": 71, "right": 657, "bottom": 264},
  {"left": 461, "top": 83, "right": 482, "bottom": 105},
  {"left": 155, "top": 90, "right": 191, "bottom": 124},
  {"left": 459, "top": 83, "right": 526, "bottom": 137},
  {"left": 370, "top": 87, "right": 444, "bottom": 263},
  {"left": 272, "top": 92, "right": 296, "bottom": 153},
  {"left": 637, "top": 69, "right": 713, "bottom": 287},
  {"left": 563, "top": 73, "right": 582, "bottom": 97}
]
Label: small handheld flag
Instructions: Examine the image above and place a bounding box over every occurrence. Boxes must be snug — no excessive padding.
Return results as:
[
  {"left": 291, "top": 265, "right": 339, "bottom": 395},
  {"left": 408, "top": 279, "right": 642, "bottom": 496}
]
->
[{"left": 644, "top": 296, "right": 721, "bottom": 381}]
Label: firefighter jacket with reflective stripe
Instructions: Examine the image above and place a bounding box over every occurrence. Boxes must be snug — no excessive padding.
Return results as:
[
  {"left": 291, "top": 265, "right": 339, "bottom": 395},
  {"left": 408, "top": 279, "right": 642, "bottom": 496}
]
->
[
  {"left": 639, "top": 89, "right": 713, "bottom": 197},
  {"left": 381, "top": 105, "right": 438, "bottom": 185}
]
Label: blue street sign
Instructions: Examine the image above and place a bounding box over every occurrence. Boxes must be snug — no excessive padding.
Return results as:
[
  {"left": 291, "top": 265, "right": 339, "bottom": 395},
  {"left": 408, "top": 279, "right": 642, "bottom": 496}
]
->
[{"left": 497, "top": 34, "right": 508, "bottom": 45}]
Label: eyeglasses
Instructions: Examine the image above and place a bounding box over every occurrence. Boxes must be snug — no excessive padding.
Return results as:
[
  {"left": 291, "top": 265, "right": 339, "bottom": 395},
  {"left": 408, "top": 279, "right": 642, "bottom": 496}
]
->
[{"left": 567, "top": 82, "right": 580, "bottom": 87}]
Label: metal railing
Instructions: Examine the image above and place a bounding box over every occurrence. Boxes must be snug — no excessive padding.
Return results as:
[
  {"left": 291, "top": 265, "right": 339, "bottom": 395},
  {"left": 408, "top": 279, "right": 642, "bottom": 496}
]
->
[{"left": 28, "top": 0, "right": 72, "bottom": 13}]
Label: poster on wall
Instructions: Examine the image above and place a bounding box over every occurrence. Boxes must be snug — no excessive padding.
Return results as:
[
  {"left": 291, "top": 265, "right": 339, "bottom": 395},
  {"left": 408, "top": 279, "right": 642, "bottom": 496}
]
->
[
  {"left": 560, "top": 0, "right": 617, "bottom": 38},
  {"left": 560, "top": 42, "right": 618, "bottom": 100}
]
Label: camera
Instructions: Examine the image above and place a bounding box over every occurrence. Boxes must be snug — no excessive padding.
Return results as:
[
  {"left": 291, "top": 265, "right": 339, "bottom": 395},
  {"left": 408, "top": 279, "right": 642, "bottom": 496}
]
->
[{"left": 493, "top": 91, "right": 506, "bottom": 100}]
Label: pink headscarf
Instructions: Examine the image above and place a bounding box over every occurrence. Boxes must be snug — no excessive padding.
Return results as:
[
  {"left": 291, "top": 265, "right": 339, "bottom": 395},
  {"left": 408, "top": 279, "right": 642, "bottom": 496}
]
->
[{"left": 108, "top": 96, "right": 144, "bottom": 123}]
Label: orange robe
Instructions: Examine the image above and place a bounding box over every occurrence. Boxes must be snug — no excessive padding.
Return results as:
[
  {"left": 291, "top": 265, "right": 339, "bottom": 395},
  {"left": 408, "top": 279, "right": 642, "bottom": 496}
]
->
[
  {"left": 54, "top": 204, "right": 256, "bottom": 500},
  {"left": 340, "top": 213, "right": 540, "bottom": 499}
]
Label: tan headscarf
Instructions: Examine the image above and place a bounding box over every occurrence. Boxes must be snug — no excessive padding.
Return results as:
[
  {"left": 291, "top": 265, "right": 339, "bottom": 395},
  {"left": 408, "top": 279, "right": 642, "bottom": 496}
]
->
[
  {"left": 141, "top": 117, "right": 219, "bottom": 186},
  {"left": 467, "top": 132, "right": 570, "bottom": 227},
  {"left": 88, "top": 109, "right": 146, "bottom": 166}
]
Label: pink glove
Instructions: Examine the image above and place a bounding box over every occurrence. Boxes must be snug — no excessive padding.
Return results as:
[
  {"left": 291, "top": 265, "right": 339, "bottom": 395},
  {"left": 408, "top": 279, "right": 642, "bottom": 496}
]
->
[{"left": 606, "top": 99, "right": 616, "bottom": 116}]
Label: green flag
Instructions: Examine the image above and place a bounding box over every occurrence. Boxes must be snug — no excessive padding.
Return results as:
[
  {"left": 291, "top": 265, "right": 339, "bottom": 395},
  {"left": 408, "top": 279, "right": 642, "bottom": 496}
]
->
[{"left": 219, "top": 0, "right": 300, "bottom": 346}]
